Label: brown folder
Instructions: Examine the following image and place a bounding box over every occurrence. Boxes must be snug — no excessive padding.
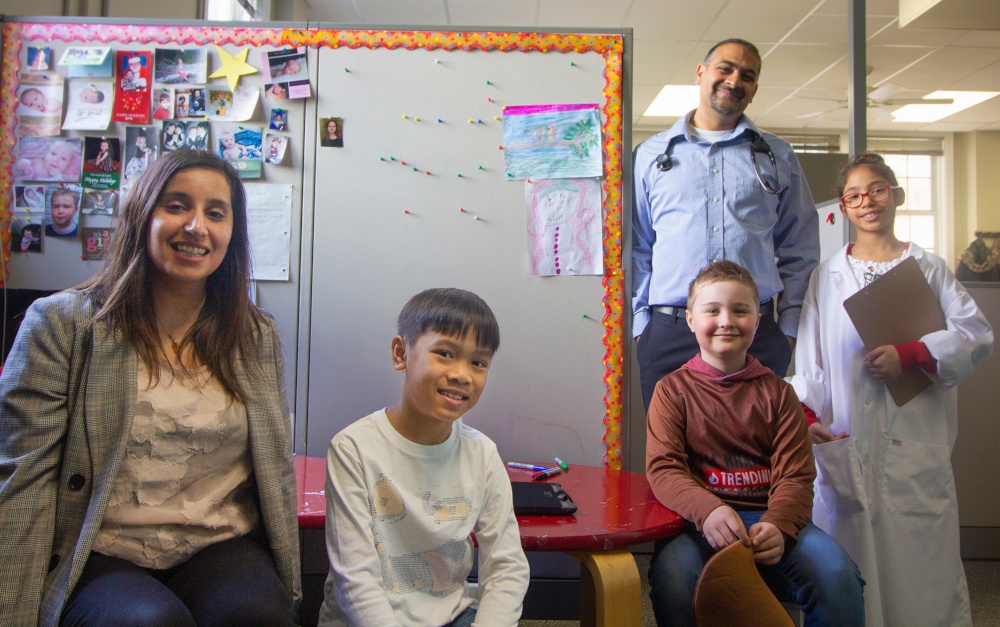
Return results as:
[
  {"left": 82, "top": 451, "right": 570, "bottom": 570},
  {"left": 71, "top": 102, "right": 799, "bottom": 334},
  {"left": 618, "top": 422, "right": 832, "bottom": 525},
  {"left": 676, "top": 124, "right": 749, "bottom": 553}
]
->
[{"left": 843, "top": 256, "right": 946, "bottom": 406}]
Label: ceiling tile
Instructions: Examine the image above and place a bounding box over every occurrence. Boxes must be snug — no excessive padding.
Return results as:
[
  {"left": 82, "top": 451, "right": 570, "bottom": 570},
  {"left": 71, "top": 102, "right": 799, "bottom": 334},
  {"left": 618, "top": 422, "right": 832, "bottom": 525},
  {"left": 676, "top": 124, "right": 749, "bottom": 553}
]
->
[
  {"left": 703, "top": 0, "right": 817, "bottom": 44},
  {"left": 537, "top": 0, "right": 630, "bottom": 27},
  {"left": 447, "top": 0, "right": 540, "bottom": 27},
  {"left": 624, "top": 0, "right": 728, "bottom": 41}
]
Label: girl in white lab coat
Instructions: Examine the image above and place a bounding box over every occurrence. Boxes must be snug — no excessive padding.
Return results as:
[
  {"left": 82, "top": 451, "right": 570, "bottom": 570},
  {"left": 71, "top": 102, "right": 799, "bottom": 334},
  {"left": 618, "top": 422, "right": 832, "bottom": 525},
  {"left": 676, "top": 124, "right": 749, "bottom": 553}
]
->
[{"left": 789, "top": 152, "right": 993, "bottom": 627}]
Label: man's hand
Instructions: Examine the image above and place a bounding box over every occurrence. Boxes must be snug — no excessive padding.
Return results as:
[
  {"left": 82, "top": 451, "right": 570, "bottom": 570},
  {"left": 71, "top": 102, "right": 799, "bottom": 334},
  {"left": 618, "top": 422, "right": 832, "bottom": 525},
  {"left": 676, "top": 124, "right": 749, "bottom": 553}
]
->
[
  {"left": 703, "top": 505, "right": 750, "bottom": 551},
  {"left": 808, "top": 422, "right": 848, "bottom": 444},
  {"left": 748, "top": 522, "right": 784, "bottom": 565},
  {"left": 864, "top": 345, "right": 902, "bottom": 382}
]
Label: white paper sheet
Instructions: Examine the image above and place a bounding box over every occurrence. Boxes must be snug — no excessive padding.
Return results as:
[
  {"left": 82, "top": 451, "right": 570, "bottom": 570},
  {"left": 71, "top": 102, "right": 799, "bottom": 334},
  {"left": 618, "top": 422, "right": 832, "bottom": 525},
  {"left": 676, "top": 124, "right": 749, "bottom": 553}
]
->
[{"left": 245, "top": 183, "right": 292, "bottom": 281}]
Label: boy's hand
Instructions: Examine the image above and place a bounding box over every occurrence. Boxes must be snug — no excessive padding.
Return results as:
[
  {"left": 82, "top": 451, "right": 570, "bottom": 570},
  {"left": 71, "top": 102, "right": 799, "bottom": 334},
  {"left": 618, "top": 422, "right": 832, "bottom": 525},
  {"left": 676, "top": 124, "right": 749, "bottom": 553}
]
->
[
  {"left": 808, "top": 422, "right": 847, "bottom": 444},
  {"left": 703, "top": 505, "right": 750, "bottom": 551},
  {"left": 864, "top": 345, "right": 902, "bottom": 382},
  {"left": 748, "top": 522, "right": 784, "bottom": 565}
]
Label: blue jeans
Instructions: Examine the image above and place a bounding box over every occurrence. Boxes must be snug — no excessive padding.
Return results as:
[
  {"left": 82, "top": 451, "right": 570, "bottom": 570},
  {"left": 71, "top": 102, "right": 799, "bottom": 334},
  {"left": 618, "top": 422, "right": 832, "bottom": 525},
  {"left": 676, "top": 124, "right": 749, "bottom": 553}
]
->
[
  {"left": 648, "top": 511, "right": 864, "bottom": 627},
  {"left": 61, "top": 536, "right": 295, "bottom": 626},
  {"left": 444, "top": 605, "right": 477, "bottom": 627}
]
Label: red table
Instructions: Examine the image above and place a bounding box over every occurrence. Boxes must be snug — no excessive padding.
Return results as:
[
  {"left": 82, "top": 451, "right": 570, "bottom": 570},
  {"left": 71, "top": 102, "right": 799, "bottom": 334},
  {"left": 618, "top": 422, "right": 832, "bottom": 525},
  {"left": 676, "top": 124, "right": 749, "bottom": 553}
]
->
[{"left": 295, "top": 456, "right": 683, "bottom": 627}]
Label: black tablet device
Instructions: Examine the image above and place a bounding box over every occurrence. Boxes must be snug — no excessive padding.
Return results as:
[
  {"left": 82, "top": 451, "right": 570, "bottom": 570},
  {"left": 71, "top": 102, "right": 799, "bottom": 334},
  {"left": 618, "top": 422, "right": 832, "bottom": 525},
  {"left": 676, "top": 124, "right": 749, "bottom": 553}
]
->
[{"left": 511, "top": 481, "right": 577, "bottom": 516}]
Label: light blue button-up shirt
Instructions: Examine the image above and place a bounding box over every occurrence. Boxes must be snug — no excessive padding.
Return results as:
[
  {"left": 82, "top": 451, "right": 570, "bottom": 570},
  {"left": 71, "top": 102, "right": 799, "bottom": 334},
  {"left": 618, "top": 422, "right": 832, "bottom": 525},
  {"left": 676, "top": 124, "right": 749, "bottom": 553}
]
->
[{"left": 632, "top": 113, "right": 819, "bottom": 338}]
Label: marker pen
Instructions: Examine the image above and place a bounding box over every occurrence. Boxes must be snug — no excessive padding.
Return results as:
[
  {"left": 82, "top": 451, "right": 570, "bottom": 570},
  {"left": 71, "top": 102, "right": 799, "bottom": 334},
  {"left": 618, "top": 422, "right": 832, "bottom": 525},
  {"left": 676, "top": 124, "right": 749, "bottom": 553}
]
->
[
  {"left": 507, "top": 462, "right": 548, "bottom": 471},
  {"left": 531, "top": 466, "right": 563, "bottom": 481},
  {"left": 554, "top": 457, "right": 569, "bottom": 471}
]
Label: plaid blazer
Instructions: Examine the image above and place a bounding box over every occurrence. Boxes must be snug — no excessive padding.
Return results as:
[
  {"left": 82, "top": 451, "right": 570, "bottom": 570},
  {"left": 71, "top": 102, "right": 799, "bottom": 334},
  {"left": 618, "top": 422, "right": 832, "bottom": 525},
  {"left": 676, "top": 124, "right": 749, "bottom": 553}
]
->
[{"left": 0, "top": 291, "right": 301, "bottom": 626}]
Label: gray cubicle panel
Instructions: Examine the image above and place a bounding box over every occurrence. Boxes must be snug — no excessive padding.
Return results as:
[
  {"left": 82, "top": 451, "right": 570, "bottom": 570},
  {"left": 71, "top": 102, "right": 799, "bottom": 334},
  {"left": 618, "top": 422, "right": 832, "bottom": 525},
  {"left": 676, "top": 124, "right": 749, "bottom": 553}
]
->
[
  {"left": 2, "top": 19, "right": 308, "bottom": 433},
  {"left": 301, "top": 37, "right": 625, "bottom": 465},
  {"left": 1, "top": 20, "right": 631, "bottom": 466}
]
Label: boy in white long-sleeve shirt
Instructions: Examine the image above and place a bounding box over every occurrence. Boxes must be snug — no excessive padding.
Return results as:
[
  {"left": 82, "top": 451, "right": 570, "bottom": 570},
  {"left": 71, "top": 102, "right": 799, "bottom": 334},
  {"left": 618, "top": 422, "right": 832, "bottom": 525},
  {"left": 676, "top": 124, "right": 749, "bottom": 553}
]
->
[{"left": 319, "top": 288, "right": 529, "bottom": 626}]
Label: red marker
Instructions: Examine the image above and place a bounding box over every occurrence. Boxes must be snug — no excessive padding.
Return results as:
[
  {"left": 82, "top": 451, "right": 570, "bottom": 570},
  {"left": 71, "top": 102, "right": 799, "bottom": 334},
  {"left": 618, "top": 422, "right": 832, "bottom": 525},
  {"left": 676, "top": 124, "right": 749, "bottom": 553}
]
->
[{"left": 531, "top": 466, "right": 563, "bottom": 481}]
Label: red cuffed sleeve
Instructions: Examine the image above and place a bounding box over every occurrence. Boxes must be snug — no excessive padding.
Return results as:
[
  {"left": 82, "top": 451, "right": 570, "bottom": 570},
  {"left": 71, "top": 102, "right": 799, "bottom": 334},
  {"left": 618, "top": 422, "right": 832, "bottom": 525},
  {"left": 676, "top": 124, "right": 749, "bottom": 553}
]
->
[
  {"left": 894, "top": 340, "right": 937, "bottom": 374},
  {"left": 801, "top": 403, "right": 820, "bottom": 426}
]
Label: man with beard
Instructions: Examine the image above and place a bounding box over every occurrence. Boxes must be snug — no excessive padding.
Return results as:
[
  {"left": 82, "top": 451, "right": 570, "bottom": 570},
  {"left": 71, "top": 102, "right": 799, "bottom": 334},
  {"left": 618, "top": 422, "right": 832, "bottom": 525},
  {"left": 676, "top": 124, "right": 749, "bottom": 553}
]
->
[{"left": 632, "top": 39, "right": 819, "bottom": 409}]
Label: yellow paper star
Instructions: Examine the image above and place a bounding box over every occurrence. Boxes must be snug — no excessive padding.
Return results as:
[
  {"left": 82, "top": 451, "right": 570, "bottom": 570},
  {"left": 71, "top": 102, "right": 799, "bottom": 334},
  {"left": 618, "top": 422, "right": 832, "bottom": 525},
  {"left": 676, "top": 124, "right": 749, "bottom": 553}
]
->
[{"left": 209, "top": 45, "right": 257, "bottom": 91}]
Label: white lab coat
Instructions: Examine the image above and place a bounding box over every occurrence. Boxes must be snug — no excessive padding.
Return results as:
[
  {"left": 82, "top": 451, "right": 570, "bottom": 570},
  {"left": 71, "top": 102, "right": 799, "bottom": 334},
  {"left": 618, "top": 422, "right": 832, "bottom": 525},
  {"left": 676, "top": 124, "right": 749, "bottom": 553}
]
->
[{"left": 789, "top": 243, "right": 993, "bottom": 627}]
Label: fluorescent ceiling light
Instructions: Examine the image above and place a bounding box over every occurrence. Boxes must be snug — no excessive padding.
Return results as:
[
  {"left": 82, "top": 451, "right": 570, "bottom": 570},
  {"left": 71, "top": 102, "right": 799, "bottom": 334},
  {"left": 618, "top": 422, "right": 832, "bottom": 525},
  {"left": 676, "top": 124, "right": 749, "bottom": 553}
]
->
[
  {"left": 891, "top": 91, "right": 999, "bottom": 122},
  {"left": 643, "top": 85, "right": 699, "bottom": 117}
]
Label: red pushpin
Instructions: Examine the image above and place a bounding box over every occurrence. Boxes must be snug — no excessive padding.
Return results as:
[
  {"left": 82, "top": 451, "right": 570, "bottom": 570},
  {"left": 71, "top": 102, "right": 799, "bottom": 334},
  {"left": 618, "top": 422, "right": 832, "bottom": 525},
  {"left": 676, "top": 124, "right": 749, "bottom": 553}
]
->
[
  {"left": 826, "top": 212, "right": 836, "bottom": 225},
  {"left": 459, "top": 207, "right": 465, "bottom": 213},
  {"left": 403, "top": 209, "right": 411, "bottom": 215}
]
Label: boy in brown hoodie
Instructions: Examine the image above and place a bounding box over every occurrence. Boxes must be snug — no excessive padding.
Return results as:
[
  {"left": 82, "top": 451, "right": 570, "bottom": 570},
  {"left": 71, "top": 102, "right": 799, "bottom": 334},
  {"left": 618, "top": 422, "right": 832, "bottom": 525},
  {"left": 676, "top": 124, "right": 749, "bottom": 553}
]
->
[{"left": 645, "top": 260, "right": 864, "bottom": 627}]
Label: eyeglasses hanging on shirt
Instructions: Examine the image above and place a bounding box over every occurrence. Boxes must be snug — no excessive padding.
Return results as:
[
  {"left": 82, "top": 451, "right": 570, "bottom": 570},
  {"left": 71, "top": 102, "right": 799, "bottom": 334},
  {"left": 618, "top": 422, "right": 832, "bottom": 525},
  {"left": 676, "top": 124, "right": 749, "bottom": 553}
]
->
[{"left": 654, "top": 131, "right": 789, "bottom": 195}]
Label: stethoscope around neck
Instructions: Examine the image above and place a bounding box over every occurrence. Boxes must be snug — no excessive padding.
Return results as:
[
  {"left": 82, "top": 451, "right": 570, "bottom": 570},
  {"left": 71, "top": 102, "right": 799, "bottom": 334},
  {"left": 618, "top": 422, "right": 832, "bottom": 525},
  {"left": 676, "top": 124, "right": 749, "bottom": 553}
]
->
[{"left": 655, "top": 131, "right": 789, "bottom": 195}]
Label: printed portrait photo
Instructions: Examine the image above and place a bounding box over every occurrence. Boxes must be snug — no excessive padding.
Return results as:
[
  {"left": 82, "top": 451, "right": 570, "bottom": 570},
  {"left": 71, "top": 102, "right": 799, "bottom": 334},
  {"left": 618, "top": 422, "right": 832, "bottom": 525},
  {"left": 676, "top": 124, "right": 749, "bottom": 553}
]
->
[
  {"left": 45, "top": 184, "right": 82, "bottom": 238},
  {"left": 319, "top": 117, "right": 344, "bottom": 147}
]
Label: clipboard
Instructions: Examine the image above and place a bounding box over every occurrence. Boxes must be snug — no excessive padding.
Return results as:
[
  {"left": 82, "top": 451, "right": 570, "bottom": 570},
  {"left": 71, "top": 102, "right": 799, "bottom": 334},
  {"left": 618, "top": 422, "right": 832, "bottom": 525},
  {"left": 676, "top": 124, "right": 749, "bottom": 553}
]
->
[
  {"left": 511, "top": 482, "right": 577, "bottom": 516},
  {"left": 843, "top": 256, "right": 946, "bottom": 406}
]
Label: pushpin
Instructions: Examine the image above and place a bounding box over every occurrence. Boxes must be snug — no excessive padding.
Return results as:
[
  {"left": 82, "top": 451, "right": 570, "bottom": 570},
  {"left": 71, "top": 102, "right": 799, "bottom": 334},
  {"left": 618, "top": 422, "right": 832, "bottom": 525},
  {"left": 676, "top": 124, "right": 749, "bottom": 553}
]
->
[
  {"left": 468, "top": 119, "right": 474, "bottom": 124},
  {"left": 403, "top": 209, "right": 411, "bottom": 215},
  {"left": 390, "top": 156, "right": 395, "bottom": 161},
  {"left": 435, "top": 59, "right": 441, "bottom": 64},
  {"left": 425, "top": 171, "right": 431, "bottom": 175},
  {"left": 403, "top": 114, "right": 408, "bottom": 119},
  {"left": 494, "top": 116, "right": 500, "bottom": 121},
  {"left": 570, "top": 61, "right": 575, "bottom": 66},
  {"left": 478, "top": 165, "right": 483, "bottom": 170},
  {"left": 459, "top": 207, "right": 466, "bottom": 213},
  {"left": 412, "top": 167, "right": 418, "bottom": 171},
  {"left": 81, "top": 255, "right": 87, "bottom": 260},
  {"left": 487, "top": 97, "right": 492, "bottom": 102},
  {"left": 486, "top": 80, "right": 491, "bottom": 85},
  {"left": 415, "top": 117, "right": 420, "bottom": 122},
  {"left": 498, "top": 145, "right": 503, "bottom": 149},
  {"left": 380, "top": 157, "right": 386, "bottom": 161},
  {"left": 477, "top": 119, "right": 482, "bottom": 124},
  {"left": 344, "top": 67, "right": 349, "bottom": 72},
  {"left": 473, "top": 216, "right": 481, "bottom": 221},
  {"left": 582, "top": 313, "right": 589, "bottom": 319},
  {"left": 437, "top": 118, "right": 442, "bottom": 123},
  {"left": 527, "top": 179, "right": 532, "bottom": 183},
  {"left": 457, "top": 173, "right": 462, "bottom": 178},
  {"left": 401, "top": 161, "right": 406, "bottom": 165}
]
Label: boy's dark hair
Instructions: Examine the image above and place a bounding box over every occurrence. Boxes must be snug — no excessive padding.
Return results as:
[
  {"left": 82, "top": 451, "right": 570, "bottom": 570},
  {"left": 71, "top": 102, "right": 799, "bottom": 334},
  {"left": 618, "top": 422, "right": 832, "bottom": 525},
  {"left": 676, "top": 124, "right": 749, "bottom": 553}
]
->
[
  {"left": 834, "top": 151, "right": 899, "bottom": 198},
  {"left": 398, "top": 288, "right": 500, "bottom": 354},
  {"left": 688, "top": 260, "right": 760, "bottom": 308}
]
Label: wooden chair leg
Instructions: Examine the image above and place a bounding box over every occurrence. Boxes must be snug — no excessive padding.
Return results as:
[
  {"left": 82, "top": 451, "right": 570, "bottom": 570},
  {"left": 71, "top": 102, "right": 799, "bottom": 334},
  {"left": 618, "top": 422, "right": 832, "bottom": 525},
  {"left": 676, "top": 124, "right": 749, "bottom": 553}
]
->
[{"left": 570, "top": 549, "right": 643, "bottom": 627}]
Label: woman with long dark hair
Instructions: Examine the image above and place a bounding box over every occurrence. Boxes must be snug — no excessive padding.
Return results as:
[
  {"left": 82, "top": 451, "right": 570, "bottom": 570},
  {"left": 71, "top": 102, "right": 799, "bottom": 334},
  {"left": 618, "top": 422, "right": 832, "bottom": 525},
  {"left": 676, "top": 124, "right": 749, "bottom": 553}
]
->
[{"left": 0, "top": 150, "right": 300, "bottom": 625}]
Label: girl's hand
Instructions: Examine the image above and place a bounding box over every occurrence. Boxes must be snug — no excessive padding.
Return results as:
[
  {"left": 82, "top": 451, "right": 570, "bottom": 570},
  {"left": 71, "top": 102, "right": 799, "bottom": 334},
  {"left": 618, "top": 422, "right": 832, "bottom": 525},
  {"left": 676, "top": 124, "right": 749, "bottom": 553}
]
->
[{"left": 864, "top": 345, "right": 902, "bottom": 382}]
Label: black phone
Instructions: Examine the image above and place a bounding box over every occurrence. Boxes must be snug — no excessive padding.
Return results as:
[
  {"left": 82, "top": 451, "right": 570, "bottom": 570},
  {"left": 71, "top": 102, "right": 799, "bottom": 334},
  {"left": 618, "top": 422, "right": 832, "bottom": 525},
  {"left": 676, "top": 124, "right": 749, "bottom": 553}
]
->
[{"left": 511, "top": 481, "right": 577, "bottom": 516}]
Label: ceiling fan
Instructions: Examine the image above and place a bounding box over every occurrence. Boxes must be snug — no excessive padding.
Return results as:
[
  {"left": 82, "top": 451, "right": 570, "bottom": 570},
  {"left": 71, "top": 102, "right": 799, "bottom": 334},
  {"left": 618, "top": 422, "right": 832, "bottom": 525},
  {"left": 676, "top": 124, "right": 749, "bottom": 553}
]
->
[{"left": 796, "top": 83, "right": 955, "bottom": 120}]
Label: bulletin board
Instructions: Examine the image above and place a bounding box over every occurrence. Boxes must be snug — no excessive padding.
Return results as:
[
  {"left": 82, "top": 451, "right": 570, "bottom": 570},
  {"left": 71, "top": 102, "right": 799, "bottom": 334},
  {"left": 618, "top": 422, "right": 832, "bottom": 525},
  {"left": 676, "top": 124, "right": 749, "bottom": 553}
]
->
[{"left": 0, "top": 19, "right": 631, "bottom": 468}]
